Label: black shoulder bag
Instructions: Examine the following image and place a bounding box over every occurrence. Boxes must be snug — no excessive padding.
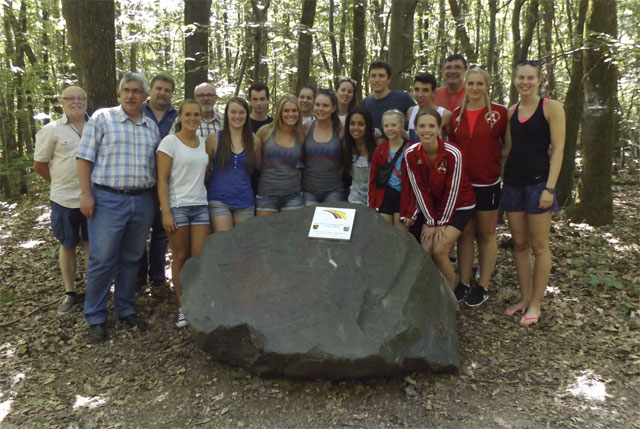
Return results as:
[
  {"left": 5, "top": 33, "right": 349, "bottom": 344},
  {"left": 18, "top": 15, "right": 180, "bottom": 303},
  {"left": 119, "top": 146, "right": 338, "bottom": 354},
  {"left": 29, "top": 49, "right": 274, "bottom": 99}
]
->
[{"left": 374, "top": 142, "right": 406, "bottom": 187}]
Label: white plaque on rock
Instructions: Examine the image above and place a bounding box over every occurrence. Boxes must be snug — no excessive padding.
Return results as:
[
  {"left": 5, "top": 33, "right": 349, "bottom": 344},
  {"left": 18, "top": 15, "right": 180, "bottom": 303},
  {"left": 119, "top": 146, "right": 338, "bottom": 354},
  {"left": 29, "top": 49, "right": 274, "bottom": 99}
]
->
[{"left": 308, "top": 207, "right": 356, "bottom": 241}]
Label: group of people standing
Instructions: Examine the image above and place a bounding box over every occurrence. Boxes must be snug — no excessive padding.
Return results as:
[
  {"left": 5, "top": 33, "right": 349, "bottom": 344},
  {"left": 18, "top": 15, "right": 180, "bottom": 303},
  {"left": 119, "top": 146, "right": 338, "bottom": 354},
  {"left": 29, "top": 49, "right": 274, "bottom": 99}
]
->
[{"left": 33, "top": 53, "right": 564, "bottom": 343}]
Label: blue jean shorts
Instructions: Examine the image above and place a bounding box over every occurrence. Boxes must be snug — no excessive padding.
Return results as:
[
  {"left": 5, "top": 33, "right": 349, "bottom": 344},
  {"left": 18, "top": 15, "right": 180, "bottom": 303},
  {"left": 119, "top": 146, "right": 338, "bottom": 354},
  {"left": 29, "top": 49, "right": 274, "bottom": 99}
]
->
[
  {"left": 168, "top": 205, "right": 210, "bottom": 228},
  {"left": 208, "top": 200, "right": 255, "bottom": 219},
  {"left": 501, "top": 182, "right": 558, "bottom": 214},
  {"left": 50, "top": 201, "right": 88, "bottom": 247},
  {"left": 255, "top": 192, "right": 304, "bottom": 212},
  {"left": 303, "top": 188, "right": 345, "bottom": 205}
]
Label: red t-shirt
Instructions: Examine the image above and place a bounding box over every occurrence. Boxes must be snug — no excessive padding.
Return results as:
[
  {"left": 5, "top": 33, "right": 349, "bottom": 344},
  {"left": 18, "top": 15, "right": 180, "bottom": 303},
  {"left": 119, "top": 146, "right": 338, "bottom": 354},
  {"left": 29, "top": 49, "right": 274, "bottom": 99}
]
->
[{"left": 433, "top": 86, "right": 466, "bottom": 112}]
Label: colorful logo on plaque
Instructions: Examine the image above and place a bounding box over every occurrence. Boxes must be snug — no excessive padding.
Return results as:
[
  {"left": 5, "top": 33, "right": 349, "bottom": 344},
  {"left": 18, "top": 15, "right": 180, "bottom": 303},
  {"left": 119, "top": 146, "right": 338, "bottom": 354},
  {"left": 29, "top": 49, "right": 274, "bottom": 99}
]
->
[{"left": 323, "top": 209, "right": 348, "bottom": 220}]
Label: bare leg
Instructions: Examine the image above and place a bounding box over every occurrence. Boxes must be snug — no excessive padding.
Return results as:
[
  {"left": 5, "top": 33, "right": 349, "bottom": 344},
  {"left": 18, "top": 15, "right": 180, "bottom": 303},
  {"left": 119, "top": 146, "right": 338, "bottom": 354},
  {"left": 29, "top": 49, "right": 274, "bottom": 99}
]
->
[
  {"left": 431, "top": 226, "right": 463, "bottom": 290},
  {"left": 212, "top": 215, "right": 234, "bottom": 232},
  {"left": 167, "top": 226, "right": 190, "bottom": 305},
  {"left": 189, "top": 225, "right": 210, "bottom": 257},
  {"left": 392, "top": 213, "right": 408, "bottom": 231},
  {"left": 380, "top": 213, "right": 393, "bottom": 224},
  {"left": 59, "top": 245, "right": 77, "bottom": 293},
  {"left": 233, "top": 217, "right": 250, "bottom": 226},
  {"left": 506, "top": 211, "right": 532, "bottom": 314},
  {"left": 475, "top": 210, "right": 498, "bottom": 290},
  {"left": 457, "top": 220, "right": 475, "bottom": 285},
  {"left": 521, "top": 211, "right": 552, "bottom": 324},
  {"left": 256, "top": 210, "right": 275, "bottom": 217}
]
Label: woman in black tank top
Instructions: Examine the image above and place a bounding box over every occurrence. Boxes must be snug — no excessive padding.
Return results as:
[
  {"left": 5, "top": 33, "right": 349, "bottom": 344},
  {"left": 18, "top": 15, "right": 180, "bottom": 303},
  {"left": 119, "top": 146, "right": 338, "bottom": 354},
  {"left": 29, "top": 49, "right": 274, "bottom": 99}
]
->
[{"left": 501, "top": 61, "right": 566, "bottom": 326}]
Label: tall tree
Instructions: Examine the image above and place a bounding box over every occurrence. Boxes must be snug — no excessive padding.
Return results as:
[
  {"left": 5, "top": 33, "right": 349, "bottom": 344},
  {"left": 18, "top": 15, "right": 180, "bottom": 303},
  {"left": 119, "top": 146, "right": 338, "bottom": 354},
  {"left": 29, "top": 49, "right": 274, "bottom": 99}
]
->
[
  {"left": 350, "top": 0, "right": 366, "bottom": 102},
  {"left": 61, "top": 0, "right": 116, "bottom": 113},
  {"left": 388, "top": 0, "right": 418, "bottom": 90},
  {"left": 250, "top": 0, "right": 270, "bottom": 84},
  {"left": 184, "top": 0, "right": 211, "bottom": 99},
  {"left": 572, "top": 0, "right": 618, "bottom": 225},
  {"left": 448, "top": 0, "right": 477, "bottom": 63},
  {"left": 295, "top": 0, "right": 317, "bottom": 92},
  {"left": 509, "top": 0, "right": 539, "bottom": 106},
  {"left": 540, "top": 0, "right": 556, "bottom": 98},
  {"left": 556, "top": 0, "right": 588, "bottom": 207}
]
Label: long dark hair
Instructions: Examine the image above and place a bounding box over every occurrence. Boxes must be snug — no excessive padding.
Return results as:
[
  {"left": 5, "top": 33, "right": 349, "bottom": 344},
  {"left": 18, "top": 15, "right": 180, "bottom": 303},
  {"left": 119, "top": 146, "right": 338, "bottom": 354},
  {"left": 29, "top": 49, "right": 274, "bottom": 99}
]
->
[
  {"left": 343, "top": 107, "right": 375, "bottom": 174},
  {"left": 315, "top": 88, "right": 342, "bottom": 136},
  {"left": 216, "top": 97, "right": 256, "bottom": 173}
]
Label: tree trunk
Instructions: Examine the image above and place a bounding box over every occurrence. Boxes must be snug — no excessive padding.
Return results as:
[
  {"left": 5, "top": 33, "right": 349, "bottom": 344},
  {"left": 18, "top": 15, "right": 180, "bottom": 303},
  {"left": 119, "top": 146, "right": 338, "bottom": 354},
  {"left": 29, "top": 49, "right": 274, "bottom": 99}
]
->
[
  {"left": 541, "top": 0, "right": 555, "bottom": 98},
  {"left": 250, "top": 0, "right": 270, "bottom": 84},
  {"left": 556, "top": 0, "right": 587, "bottom": 207},
  {"left": 184, "top": 0, "right": 211, "bottom": 99},
  {"left": 572, "top": 0, "right": 617, "bottom": 226},
  {"left": 338, "top": 0, "right": 348, "bottom": 80},
  {"left": 447, "top": 0, "right": 477, "bottom": 63},
  {"left": 436, "top": 0, "right": 447, "bottom": 70},
  {"left": 1, "top": 3, "right": 17, "bottom": 197},
  {"left": 61, "top": 0, "right": 117, "bottom": 113},
  {"left": 329, "top": 0, "right": 339, "bottom": 86},
  {"left": 487, "top": 0, "right": 498, "bottom": 89},
  {"left": 509, "top": 0, "right": 539, "bottom": 106},
  {"left": 295, "top": 0, "right": 317, "bottom": 92},
  {"left": 388, "top": 0, "right": 418, "bottom": 91},
  {"left": 350, "top": 0, "right": 366, "bottom": 103}
]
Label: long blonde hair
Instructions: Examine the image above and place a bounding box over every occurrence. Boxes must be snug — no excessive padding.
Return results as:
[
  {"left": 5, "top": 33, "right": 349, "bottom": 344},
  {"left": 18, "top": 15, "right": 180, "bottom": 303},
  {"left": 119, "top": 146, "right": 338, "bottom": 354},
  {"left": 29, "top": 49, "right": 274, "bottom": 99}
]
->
[
  {"left": 382, "top": 109, "right": 410, "bottom": 142},
  {"left": 455, "top": 67, "right": 494, "bottom": 134},
  {"left": 262, "top": 94, "right": 305, "bottom": 143}
]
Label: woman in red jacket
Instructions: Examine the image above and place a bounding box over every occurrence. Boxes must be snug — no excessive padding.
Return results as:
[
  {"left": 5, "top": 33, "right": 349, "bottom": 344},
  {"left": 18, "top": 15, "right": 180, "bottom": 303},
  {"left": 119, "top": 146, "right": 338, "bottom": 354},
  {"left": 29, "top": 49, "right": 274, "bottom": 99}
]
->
[
  {"left": 401, "top": 108, "right": 475, "bottom": 290},
  {"left": 450, "top": 67, "right": 507, "bottom": 307}
]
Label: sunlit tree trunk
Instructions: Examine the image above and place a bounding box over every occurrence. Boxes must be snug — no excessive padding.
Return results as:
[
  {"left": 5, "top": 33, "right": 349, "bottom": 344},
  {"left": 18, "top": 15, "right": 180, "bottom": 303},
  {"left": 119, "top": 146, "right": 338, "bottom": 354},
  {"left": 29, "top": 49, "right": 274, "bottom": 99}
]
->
[
  {"left": 572, "top": 0, "right": 617, "bottom": 225},
  {"left": 487, "top": 0, "right": 498, "bottom": 91},
  {"left": 388, "top": 0, "right": 418, "bottom": 91},
  {"left": 296, "top": 0, "right": 317, "bottom": 91},
  {"left": 540, "top": 0, "right": 555, "bottom": 98},
  {"left": 61, "top": 0, "right": 116, "bottom": 113},
  {"left": 556, "top": 0, "right": 587, "bottom": 207},
  {"left": 184, "top": 0, "right": 211, "bottom": 99},
  {"left": 448, "top": 0, "right": 477, "bottom": 63},
  {"left": 509, "top": 0, "right": 539, "bottom": 106},
  {"left": 250, "top": 0, "right": 270, "bottom": 84}
]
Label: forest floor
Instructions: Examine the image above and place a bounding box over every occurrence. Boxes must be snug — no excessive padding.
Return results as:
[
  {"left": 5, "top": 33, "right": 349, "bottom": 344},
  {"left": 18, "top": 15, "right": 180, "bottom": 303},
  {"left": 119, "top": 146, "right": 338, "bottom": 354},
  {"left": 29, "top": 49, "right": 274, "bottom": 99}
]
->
[{"left": 1, "top": 175, "right": 639, "bottom": 429}]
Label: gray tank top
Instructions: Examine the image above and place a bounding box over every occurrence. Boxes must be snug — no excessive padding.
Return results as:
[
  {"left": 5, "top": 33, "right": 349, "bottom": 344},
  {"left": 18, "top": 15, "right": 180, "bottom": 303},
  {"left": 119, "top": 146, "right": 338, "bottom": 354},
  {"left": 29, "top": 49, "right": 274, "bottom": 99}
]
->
[
  {"left": 348, "top": 154, "right": 370, "bottom": 205},
  {"left": 258, "top": 132, "right": 302, "bottom": 196},
  {"left": 302, "top": 121, "right": 343, "bottom": 194}
]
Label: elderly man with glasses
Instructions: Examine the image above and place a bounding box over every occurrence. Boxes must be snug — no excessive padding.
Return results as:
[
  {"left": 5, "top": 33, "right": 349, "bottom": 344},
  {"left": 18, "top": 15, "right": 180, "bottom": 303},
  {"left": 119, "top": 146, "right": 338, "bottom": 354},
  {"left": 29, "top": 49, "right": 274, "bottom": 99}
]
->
[{"left": 193, "top": 82, "right": 224, "bottom": 138}]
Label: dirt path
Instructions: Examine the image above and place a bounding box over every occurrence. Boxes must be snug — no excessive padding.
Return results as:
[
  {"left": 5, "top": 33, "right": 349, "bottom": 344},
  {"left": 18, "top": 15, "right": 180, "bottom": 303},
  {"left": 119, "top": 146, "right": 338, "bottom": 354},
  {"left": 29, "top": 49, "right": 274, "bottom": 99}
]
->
[{"left": 1, "top": 182, "right": 638, "bottom": 428}]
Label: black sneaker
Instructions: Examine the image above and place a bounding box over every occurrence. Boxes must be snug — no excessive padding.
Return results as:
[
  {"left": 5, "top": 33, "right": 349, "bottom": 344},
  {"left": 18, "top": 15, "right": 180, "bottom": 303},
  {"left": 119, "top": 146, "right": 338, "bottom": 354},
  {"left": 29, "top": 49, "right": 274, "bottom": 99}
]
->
[
  {"left": 464, "top": 285, "right": 489, "bottom": 307},
  {"left": 454, "top": 283, "right": 470, "bottom": 302},
  {"left": 119, "top": 314, "right": 149, "bottom": 331},
  {"left": 88, "top": 324, "right": 108, "bottom": 343}
]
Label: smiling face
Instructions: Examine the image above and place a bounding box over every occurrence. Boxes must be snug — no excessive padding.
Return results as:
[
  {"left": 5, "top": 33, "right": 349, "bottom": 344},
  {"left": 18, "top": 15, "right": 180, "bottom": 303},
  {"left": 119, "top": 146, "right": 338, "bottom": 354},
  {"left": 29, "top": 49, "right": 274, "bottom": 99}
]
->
[
  {"left": 194, "top": 84, "right": 217, "bottom": 114},
  {"left": 280, "top": 101, "right": 300, "bottom": 127},
  {"left": 369, "top": 67, "right": 391, "bottom": 96},
  {"left": 513, "top": 64, "right": 541, "bottom": 97},
  {"left": 416, "top": 113, "right": 440, "bottom": 145},
  {"left": 178, "top": 102, "right": 202, "bottom": 133},
  {"left": 119, "top": 80, "right": 147, "bottom": 118},
  {"left": 382, "top": 114, "right": 403, "bottom": 141},
  {"left": 336, "top": 81, "right": 355, "bottom": 106},
  {"left": 443, "top": 59, "right": 466, "bottom": 89},
  {"left": 313, "top": 94, "right": 335, "bottom": 121},
  {"left": 149, "top": 79, "right": 173, "bottom": 111},
  {"left": 297, "top": 88, "right": 314, "bottom": 114},
  {"left": 465, "top": 71, "right": 488, "bottom": 103},
  {"left": 61, "top": 86, "right": 87, "bottom": 120},
  {"left": 227, "top": 101, "right": 248, "bottom": 129},
  {"left": 349, "top": 113, "right": 367, "bottom": 141}
]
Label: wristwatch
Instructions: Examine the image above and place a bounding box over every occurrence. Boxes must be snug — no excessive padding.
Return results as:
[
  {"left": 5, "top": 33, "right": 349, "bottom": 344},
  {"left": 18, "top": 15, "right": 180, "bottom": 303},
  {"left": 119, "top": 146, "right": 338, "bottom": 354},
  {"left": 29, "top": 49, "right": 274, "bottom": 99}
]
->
[{"left": 544, "top": 187, "right": 555, "bottom": 194}]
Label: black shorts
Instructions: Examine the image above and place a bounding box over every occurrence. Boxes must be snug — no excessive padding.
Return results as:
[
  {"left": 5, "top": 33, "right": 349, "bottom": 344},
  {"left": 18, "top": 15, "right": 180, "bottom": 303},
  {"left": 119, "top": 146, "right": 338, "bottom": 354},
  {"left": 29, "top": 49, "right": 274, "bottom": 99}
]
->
[
  {"left": 378, "top": 186, "right": 401, "bottom": 215},
  {"left": 449, "top": 208, "right": 473, "bottom": 232},
  {"left": 473, "top": 183, "right": 501, "bottom": 211}
]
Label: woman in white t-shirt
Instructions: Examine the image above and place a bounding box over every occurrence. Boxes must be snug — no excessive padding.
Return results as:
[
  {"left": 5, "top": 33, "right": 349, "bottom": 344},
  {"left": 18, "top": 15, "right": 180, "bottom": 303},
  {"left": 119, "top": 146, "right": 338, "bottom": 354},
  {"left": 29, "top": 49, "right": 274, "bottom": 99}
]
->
[{"left": 157, "top": 99, "right": 210, "bottom": 328}]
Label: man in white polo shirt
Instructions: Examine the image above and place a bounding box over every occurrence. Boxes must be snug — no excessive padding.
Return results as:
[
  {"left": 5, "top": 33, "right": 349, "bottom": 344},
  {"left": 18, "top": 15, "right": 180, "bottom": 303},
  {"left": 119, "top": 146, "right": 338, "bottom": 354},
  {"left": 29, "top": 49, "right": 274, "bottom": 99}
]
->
[{"left": 33, "top": 86, "right": 90, "bottom": 314}]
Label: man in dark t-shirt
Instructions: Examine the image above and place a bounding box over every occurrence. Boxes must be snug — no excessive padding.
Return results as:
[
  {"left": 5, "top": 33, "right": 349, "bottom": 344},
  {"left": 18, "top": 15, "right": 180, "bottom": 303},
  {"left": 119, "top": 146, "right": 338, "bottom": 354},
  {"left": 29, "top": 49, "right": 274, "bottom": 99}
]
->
[
  {"left": 361, "top": 60, "right": 415, "bottom": 139},
  {"left": 248, "top": 82, "right": 273, "bottom": 134}
]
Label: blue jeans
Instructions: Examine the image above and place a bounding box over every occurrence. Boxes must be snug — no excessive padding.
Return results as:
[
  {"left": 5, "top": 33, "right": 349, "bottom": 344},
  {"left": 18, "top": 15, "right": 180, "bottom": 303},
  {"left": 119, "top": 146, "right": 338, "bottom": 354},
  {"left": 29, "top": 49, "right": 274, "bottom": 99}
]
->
[
  {"left": 84, "top": 186, "right": 154, "bottom": 325},
  {"left": 137, "top": 204, "right": 168, "bottom": 284}
]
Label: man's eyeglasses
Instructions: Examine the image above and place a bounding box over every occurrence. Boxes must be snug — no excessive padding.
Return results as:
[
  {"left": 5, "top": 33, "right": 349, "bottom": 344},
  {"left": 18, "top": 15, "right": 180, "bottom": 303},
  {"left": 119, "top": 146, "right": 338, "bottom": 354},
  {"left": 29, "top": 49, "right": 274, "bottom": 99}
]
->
[
  {"left": 195, "top": 93, "right": 217, "bottom": 98},
  {"left": 120, "top": 88, "right": 145, "bottom": 95},
  {"left": 62, "top": 96, "right": 87, "bottom": 102}
]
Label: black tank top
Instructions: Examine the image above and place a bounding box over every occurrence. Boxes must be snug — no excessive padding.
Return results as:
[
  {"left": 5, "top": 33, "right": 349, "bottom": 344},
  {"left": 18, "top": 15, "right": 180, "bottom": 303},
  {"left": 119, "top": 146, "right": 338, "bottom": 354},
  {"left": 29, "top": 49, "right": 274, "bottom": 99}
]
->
[{"left": 504, "top": 98, "right": 551, "bottom": 185}]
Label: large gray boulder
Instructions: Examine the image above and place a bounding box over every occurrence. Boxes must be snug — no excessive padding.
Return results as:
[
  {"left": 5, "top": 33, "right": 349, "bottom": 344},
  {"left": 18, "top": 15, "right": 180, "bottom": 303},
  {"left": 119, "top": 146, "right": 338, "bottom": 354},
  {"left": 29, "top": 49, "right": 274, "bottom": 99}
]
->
[{"left": 181, "top": 202, "right": 459, "bottom": 379}]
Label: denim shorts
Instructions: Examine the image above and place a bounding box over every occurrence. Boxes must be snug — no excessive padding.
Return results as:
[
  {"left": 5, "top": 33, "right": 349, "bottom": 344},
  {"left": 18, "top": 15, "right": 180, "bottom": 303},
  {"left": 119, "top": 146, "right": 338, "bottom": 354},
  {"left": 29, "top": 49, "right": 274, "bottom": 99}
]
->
[
  {"left": 303, "top": 188, "right": 345, "bottom": 205},
  {"left": 255, "top": 192, "right": 304, "bottom": 212},
  {"left": 50, "top": 201, "right": 88, "bottom": 247},
  {"left": 501, "top": 182, "right": 558, "bottom": 214},
  {"left": 208, "top": 200, "right": 255, "bottom": 219},
  {"left": 169, "top": 205, "right": 210, "bottom": 227}
]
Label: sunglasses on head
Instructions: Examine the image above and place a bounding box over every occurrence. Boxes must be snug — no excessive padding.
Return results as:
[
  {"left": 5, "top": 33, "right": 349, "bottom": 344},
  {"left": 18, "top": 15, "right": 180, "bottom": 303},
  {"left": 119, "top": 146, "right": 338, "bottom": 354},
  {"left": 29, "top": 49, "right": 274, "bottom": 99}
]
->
[
  {"left": 469, "top": 64, "right": 487, "bottom": 70},
  {"left": 517, "top": 59, "right": 541, "bottom": 66}
]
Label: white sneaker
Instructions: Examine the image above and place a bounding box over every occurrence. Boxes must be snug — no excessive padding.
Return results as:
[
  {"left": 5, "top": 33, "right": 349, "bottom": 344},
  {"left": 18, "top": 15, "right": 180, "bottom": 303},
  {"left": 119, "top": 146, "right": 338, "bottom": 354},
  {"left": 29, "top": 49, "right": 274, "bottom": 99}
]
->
[{"left": 176, "top": 307, "right": 188, "bottom": 328}]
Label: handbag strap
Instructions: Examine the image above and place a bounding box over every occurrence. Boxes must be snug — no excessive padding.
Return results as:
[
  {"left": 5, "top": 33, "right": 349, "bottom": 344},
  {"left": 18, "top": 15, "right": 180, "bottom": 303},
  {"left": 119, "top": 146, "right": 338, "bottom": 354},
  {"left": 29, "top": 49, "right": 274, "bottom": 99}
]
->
[{"left": 387, "top": 141, "right": 407, "bottom": 177}]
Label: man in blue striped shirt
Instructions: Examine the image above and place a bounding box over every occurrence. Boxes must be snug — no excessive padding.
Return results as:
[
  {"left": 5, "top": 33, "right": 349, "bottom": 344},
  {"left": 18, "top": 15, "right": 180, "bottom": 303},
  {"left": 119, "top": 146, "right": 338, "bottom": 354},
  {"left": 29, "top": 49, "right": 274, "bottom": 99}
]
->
[{"left": 77, "top": 72, "right": 160, "bottom": 343}]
